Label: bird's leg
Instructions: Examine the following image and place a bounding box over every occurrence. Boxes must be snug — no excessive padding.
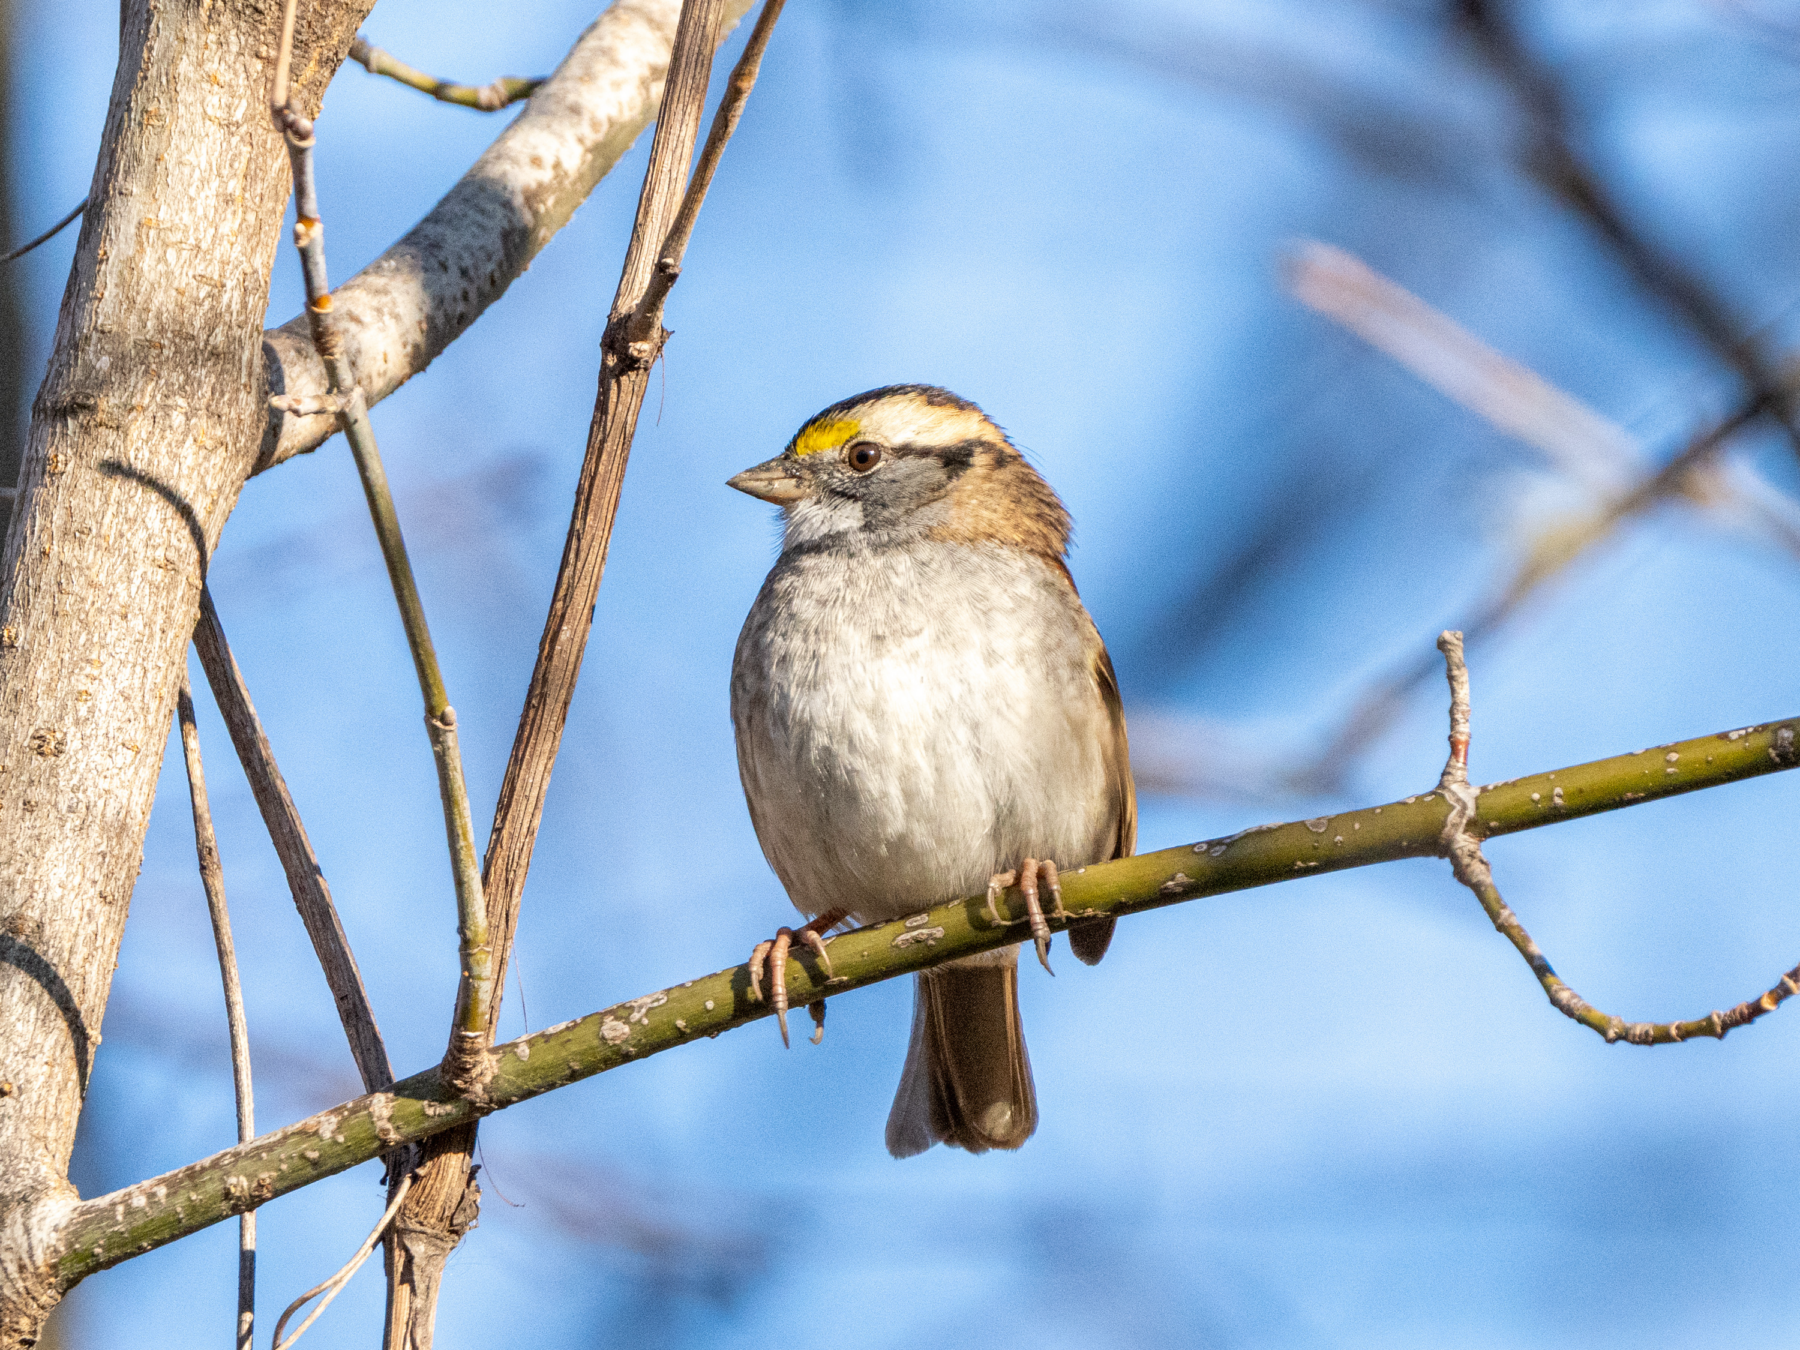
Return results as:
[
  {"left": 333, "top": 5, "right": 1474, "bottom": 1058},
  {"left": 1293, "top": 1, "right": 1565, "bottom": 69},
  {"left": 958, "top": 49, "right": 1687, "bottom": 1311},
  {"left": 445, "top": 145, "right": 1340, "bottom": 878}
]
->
[
  {"left": 985, "top": 869, "right": 1018, "bottom": 928},
  {"left": 808, "top": 999, "right": 826, "bottom": 1045},
  {"left": 795, "top": 921, "right": 837, "bottom": 980},
  {"left": 987, "top": 859, "right": 1065, "bottom": 975},
  {"left": 749, "top": 908, "right": 849, "bottom": 1048},
  {"left": 1017, "top": 857, "right": 1055, "bottom": 976},
  {"left": 1039, "top": 857, "right": 1067, "bottom": 929}
]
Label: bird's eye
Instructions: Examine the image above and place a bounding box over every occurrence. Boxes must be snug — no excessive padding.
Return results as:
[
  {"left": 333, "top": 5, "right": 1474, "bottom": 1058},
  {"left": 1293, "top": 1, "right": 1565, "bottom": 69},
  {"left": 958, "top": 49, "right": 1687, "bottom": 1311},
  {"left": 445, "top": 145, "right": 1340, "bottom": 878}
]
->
[{"left": 846, "top": 442, "right": 883, "bottom": 473}]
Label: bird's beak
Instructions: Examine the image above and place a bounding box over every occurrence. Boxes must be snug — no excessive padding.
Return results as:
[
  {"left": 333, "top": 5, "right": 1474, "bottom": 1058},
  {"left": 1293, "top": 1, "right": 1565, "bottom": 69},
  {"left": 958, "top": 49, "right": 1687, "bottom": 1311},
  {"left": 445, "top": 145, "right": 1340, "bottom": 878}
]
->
[{"left": 726, "top": 456, "right": 807, "bottom": 505}]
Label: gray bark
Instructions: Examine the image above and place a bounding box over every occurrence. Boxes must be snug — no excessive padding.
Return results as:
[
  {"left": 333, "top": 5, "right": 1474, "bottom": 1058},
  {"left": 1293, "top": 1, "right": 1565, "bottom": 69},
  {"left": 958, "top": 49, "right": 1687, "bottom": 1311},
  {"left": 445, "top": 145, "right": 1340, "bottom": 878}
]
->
[{"left": 0, "top": 1, "right": 372, "bottom": 1343}]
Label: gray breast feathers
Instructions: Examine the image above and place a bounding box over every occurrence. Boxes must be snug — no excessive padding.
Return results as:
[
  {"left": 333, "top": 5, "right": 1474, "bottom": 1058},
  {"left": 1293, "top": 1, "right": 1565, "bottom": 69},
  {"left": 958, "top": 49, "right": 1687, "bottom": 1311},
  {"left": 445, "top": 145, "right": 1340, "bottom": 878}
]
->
[{"left": 731, "top": 539, "right": 1124, "bottom": 925}]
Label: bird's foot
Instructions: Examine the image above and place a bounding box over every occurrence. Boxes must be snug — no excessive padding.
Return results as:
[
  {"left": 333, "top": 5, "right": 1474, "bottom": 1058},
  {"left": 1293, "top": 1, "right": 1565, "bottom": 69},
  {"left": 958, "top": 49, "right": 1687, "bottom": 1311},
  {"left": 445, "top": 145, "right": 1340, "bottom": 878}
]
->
[
  {"left": 749, "top": 908, "right": 848, "bottom": 1047},
  {"left": 985, "top": 858, "right": 1065, "bottom": 975}
]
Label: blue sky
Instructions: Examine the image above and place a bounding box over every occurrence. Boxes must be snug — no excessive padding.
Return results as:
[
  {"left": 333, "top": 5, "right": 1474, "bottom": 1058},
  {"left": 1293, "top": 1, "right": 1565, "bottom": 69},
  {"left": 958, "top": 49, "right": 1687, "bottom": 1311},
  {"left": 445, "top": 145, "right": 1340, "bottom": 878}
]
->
[{"left": 13, "top": 1, "right": 1800, "bottom": 1346}]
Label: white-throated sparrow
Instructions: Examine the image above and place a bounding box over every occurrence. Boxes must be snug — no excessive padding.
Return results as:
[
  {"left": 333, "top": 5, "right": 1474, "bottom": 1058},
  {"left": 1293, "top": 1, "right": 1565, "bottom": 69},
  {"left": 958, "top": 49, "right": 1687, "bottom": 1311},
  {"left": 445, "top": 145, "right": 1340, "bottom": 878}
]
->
[{"left": 728, "top": 385, "right": 1136, "bottom": 1157}]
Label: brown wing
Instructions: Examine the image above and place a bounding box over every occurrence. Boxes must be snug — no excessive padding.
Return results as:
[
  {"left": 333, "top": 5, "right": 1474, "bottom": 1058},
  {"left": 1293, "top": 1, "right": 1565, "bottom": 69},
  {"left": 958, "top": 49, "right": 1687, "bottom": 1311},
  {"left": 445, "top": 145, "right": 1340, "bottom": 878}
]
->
[{"left": 1068, "top": 639, "right": 1135, "bottom": 966}]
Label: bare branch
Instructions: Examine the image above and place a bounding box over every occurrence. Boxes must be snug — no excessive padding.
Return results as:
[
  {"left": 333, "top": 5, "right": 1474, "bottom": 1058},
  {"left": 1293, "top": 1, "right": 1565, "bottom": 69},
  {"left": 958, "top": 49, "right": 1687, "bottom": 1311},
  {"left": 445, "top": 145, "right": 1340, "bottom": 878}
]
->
[
  {"left": 488, "top": 0, "right": 778, "bottom": 1021},
  {"left": 347, "top": 35, "right": 541, "bottom": 111},
  {"left": 1435, "top": 632, "right": 1800, "bottom": 1045},
  {"left": 387, "top": 1, "right": 778, "bottom": 1343},
  {"left": 0, "top": 200, "right": 87, "bottom": 267},
  {"left": 627, "top": 0, "right": 786, "bottom": 340},
  {"left": 175, "top": 681, "right": 256, "bottom": 1350},
  {"left": 269, "top": 0, "right": 492, "bottom": 1097},
  {"left": 192, "top": 590, "right": 395, "bottom": 1095},
  {"left": 256, "top": 0, "right": 758, "bottom": 474}
]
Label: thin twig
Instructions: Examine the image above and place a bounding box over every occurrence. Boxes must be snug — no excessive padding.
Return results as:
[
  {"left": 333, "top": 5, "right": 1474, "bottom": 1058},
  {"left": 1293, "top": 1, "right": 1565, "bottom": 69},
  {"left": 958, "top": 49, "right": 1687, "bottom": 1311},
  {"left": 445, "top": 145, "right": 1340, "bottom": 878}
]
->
[
  {"left": 626, "top": 0, "right": 787, "bottom": 341},
  {"left": 175, "top": 680, "right": 256, "bottom": 1350},
  {"left": 268, "top": 0, "right": 492, "bottom": 1096},
  {"left": 1435, "top": 631, "right": 1470, "bottom": 785},
  {"left": 347, "top": 35, "right": 542, "bottom": 111},
  {"left": 271, "top": 1172, "right": 414, "bottom": 1350},
  {"left": 0, "top": 198, "right": 87, "bottom": 266},
  {"left": 1434, "top": 630, "right": 1800, "bottom": 1045},
  {"left": 191, "top": 589, "right": 395, "bottom": 1095}
]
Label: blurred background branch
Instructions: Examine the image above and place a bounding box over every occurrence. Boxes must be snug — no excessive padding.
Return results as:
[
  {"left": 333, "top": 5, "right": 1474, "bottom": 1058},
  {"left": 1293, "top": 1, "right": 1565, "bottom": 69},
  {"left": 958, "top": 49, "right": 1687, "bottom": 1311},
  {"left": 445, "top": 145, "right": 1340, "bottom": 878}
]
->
[
  {"left": 1251, "top": 242, "right": 1800, "bottom": 792},
  {"left": 1457, "top": 0, "right": 1800, "bottom": 460}
]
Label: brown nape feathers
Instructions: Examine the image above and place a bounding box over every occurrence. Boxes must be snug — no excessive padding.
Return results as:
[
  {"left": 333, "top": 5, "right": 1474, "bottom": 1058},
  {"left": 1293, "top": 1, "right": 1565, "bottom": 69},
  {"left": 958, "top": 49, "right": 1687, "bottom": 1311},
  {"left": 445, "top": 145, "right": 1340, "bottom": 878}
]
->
[{"left": 928, "top": 440, "right": 1073, "bottom": 564}]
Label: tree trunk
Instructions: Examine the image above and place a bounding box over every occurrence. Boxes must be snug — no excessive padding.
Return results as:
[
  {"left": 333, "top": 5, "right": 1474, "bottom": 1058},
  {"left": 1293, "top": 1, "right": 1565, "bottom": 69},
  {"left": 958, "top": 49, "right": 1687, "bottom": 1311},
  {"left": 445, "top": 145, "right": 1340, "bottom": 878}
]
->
[{"left": 0, "top": 1, "right": 370, "bottom": 1342}]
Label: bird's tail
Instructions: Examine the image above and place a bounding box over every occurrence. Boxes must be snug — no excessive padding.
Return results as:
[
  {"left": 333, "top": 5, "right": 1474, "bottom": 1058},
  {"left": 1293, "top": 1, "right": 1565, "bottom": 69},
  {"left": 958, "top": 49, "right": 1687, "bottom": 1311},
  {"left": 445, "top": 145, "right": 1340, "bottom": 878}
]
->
[{"left": 885, "top": 946, "right": 1037, "bottom": 1158}]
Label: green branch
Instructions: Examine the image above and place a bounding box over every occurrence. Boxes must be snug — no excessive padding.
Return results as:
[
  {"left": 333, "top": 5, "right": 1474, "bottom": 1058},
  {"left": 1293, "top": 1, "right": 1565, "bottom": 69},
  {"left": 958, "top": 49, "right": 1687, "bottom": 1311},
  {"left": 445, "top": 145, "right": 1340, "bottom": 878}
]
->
[
  {"left": 47, "top": 715, "right": 1799, "bottom": 1290},
  {"left": 348, "top": 36, "right": 542, "bottom": 112},
  {"left": 270, "top": 9, "right": 493, "bottom": 1093}
]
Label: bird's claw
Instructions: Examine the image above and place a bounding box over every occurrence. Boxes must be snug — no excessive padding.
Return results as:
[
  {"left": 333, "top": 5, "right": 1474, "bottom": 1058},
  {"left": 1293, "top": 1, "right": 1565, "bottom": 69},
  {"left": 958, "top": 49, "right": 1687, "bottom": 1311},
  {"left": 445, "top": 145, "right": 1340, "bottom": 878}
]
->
[
  {"left": 984, "top": 870, "right": 1017, "bottom": 928},
  {"left": 986, "top": 858, "right": 1065, "bottom": 975},
  {"left": 755, "top": 928, "right": 796, "bottom": 1046},
  {"left": 748, "top": 909, "right": 847, "bottom": 1048},
  {"left": 797, "top": 925, "right": 834, "bottom": 979}
]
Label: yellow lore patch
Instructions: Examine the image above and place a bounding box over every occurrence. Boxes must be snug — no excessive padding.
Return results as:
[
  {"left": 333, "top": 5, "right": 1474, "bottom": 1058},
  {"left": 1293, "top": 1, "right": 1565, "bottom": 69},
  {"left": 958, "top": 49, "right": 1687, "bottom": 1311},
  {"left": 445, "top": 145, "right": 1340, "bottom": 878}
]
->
[{"left": 792, "top": 418, "right": 860, "bottom": 457}]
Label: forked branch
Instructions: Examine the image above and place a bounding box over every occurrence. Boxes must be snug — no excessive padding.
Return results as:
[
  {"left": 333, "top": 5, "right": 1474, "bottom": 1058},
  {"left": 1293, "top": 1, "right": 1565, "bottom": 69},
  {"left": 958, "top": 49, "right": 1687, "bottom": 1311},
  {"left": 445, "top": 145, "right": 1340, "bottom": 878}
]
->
[{"left": 1435, "top": 631, "right": 1800, "bottom": 1043}]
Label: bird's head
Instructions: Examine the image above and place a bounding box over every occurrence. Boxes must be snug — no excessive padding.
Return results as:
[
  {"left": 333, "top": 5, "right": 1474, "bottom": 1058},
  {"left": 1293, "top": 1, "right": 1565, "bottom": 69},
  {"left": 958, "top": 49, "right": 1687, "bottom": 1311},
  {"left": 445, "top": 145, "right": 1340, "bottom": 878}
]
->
[{"left": 727, "top": 384, "right": 1071, "bottom": 557}]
